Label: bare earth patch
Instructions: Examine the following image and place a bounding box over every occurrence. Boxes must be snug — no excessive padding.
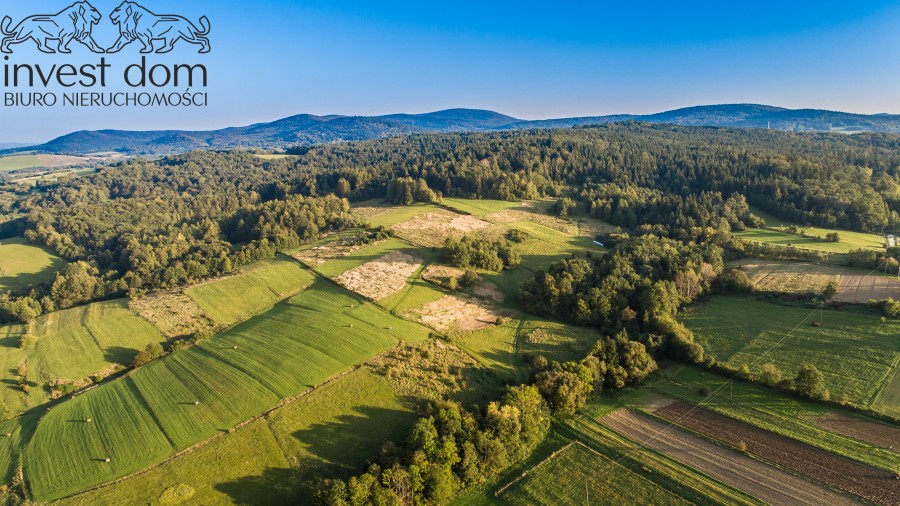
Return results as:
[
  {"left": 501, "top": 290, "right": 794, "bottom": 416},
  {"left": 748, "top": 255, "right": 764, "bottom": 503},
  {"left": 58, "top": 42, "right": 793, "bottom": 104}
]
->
[
  {"left": 390, "top": 210, "right": 491, "bottom": 246},
  {"left": 294, "top": 237, "right": 382, "bottom": 266},
  {"left": 336, "top": 250, "right": 423, "bottom": 300},
  {"left": 813, "top": 413, "right": 900, "bottom": 452},
  {"left": 407, "top": 294, "right": 500, "bottom": 332},
  {"left": 835, "top": 274, "right": 900, "bottom": 303},
  {"left": 129, "top": 291, "right": 215, "bottom": 338},
  {"left": 601, "top": 409, "right": 859, "bottom": 506},
  {"left": 352, "top": 204, "right": 404, "bottom": 219},
  {"left": 472, "top": 281, "right": 505, "bottom": 303},
  {"left": 421, "top": 265, "right": 464, "bottom": 285}
]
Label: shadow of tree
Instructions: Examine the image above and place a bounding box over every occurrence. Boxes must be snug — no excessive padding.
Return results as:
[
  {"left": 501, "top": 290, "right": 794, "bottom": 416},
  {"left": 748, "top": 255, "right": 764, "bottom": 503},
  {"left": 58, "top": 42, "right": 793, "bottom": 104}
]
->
[
  {"left": 102, "top": 345, "right": 140, "bottom": 366},
  {"left": 214, "top": 467, "right": 301, "bottom": 506}
]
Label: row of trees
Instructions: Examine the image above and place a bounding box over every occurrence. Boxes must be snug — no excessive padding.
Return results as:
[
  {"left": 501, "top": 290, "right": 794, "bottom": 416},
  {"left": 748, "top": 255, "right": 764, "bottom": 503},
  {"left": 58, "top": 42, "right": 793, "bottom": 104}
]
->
[{"left": 442, "top": 234, "right": 520, "bottom": 271}]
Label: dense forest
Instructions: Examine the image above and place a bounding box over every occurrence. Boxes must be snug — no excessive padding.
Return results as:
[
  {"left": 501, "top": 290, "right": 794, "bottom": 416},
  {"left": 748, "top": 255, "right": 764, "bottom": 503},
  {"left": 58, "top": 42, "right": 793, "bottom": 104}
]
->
[{"left": 2, "top": 123, "right": 899, "bottom": 323}]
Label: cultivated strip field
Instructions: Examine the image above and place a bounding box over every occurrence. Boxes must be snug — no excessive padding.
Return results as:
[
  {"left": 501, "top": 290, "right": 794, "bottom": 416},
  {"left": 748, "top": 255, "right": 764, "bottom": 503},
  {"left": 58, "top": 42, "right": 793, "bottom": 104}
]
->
[
  {"left": 185, "top": 256, "right": 315, "bottom": 326},
  {"left": 812, "top": 413, "right": 900, "bottom": 451},
  {"left": 0, "top": 237, "right": 67, "bottom": 291},
  {"left": 730, "top": 259, "right": 841, "bottom": 293},
  {"left": 601, "top": 409, "right": 860, "bottom": 506},
  {"left": 653, "top": 402, "right": 900, "bottom": 505},
  {"left": 23, "top": 281, "right": 429, "bottom": 501}
]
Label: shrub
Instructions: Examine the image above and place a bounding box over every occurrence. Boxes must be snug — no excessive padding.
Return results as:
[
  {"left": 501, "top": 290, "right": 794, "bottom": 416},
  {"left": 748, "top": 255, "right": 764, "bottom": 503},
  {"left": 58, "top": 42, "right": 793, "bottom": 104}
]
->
[
  {"left": 17, "top": 333, "right": 35, "bottom": 349},
  {"left": 794, "top": 363, "right": 830, "bottom": 401},
  {"left": 758, "top": 363, "right": 782, "bottom": 386}
]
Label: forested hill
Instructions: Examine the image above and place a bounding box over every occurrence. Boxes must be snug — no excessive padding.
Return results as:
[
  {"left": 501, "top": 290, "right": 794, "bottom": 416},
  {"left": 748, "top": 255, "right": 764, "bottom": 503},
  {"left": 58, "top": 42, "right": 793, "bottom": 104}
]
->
[{"left": 8, "top": 104, "right": 900, "bottom": 156}]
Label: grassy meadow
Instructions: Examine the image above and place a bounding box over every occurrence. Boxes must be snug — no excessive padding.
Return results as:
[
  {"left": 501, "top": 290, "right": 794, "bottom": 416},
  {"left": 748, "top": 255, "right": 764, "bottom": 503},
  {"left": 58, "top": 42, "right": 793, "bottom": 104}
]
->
[
  {"left": 24, "top": 280, "right": 428, "bottom": 501},
  {"left": 0, "top": 237, "right": 67, "bottom": 292},
  {"left": 681, "top": 296, "right": 900, "bottom": 410},
  {"left": 0, "top": 299, "right": 164, "bottom": 416},
  {"left": 186, "top": 256, "right": 315, "bottom": 326}
]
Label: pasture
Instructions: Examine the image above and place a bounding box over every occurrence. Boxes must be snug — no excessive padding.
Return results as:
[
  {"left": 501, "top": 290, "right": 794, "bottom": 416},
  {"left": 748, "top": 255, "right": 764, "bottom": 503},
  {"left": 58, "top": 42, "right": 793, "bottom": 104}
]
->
[
  {"left": 23, "top": 280, "right": 428, "bottom": 501},
  {"left": 681, "top": 296, "right": 899, "bottom": 410},
  {"left": 185, "top": 256, "right": 315, "bottom": 326},
  {"left": 0, "top": 300, "right": 163, "bottom": 416},
  {"left": 0, "top": 237, "right": 67, "bottom": 292},
  {"left": 357, "top": 203, "right": 439, "bottom": 228},
  {"left": 314, "top": 237, "right": 413, "bottom": 278},
  {"left": 736, "top": 228, "right": 856, "bottom": 253},
  {"left": 0, "top": 154, "right": 90, "bottom": 173},
  {"left": 744, "top": 206, "right": 885, "bottom": 252},
  {"left": 442, "top": 198, "right": 522, "bottom": 217},
  {"left": 59, "top": 369, "right": 414, "bottom": 506}
]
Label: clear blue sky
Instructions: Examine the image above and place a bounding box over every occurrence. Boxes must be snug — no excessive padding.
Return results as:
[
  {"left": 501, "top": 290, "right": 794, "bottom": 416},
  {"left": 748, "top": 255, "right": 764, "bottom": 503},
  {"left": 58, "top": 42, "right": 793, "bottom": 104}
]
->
[{"left": 2, "top": 0, "right": 900, "bottom": 142}]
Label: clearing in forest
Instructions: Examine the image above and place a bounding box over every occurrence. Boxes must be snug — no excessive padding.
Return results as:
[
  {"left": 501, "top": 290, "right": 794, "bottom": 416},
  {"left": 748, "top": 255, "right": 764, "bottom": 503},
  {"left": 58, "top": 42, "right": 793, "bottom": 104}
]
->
[
  {"left": 0, "top": 237, "right": 67, "bottom": 291},
  {"left": 335, "top": 250, "right": 424, "bottom": 300},
  {"left": 390, "top": 209, "right": 493, "bottom": 246}
]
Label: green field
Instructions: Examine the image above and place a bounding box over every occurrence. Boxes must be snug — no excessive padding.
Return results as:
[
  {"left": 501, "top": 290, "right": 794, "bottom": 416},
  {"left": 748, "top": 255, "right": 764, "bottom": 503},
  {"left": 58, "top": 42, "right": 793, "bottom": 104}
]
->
[
  {"left": 651, "top": 365, "right": 899, "bottom": 472},
  {"left": 500, "top": 442, "right": 691, "bottom": 505},
  {"left": 442, "top": 198, "right": 522, "bottom": 217},
  {"left": 186, "top": 256, "right": 315, "bottom": 326},
  {"left": 506, "top": 220, "right": 605, "bottom": 272},
  {"left": 23, "top": 280, "right": 429, "bottom": 501},
  {"left": 742, "top": 206, "right": 885, "bottom": 253},
  {"left": 0, "top": 155, "right": 42, "bottom": 172},
  {"left": 872, "top": 365, "right": 900, "bottom": 419},
  {"left": 0, "top": 299, "right": 164, "bottom": 416},
  {"left": 453, "top": 317, "right": 599, "bottom": 383},
  {"left": 361, "top": 203, "right": 439, "bottom": 228},
  {"left": 57, "top": 369, "right": 415, "bottom": 506},
  {"left": 0, "top": 237, "right": 67, "bottom": 292},
  {"left": 681, "top": 296, "right": 900, "bottom": 410}
]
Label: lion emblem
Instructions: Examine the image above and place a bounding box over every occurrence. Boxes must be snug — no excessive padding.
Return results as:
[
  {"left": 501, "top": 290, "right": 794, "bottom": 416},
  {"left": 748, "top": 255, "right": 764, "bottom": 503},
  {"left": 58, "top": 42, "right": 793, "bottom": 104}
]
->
[
  {"left": 1, "top": 2, "right": 104, "bottom": 54},
  {"left": 107, "top": 1, "right": 210, "bottom": 54}
]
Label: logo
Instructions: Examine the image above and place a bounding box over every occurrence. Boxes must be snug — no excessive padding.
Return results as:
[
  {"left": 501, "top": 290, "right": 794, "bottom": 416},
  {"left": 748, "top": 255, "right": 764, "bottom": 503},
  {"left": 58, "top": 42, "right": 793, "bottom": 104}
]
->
[
  {"left": 0, "top": 1, "right": 210, "bottom": 54},
  {"left": 107, "top": 2, "right": 210, "bottom": 54},
  {"left": 1, "top": 2, "right": 105, "bottom": 54}
]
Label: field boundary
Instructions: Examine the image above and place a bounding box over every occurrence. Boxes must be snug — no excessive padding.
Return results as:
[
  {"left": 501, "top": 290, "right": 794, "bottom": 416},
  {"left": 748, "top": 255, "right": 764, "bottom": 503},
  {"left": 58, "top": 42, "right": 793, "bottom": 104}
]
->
[{"left": 493, "top": 441, "right": 574, "bottom": 497}]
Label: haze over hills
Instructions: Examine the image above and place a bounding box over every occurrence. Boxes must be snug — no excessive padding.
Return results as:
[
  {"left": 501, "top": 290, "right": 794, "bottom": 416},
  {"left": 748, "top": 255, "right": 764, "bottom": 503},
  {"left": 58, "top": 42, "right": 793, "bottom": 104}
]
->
[{"left": 5, "top": 104, "right": 900, "bottom": 156}]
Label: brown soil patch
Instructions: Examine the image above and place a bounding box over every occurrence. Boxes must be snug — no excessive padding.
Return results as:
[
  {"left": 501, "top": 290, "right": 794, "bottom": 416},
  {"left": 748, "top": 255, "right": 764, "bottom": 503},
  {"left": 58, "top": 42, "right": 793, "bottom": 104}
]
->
[
  {"left": 472, "top": 281, "right": 505, "bottom": 303},
  {"left": 294, "top": 237, "right": 382, "bottom": 266},
  {"left": 407, "top": 294, "right": 500, "bottom": 332},
  {"left": 352, "top": 204, "right": 404, "bottom": 219},
  {"left": 130, "top": 292, "right": 215, "bottom": 338},
  {"left": 336, "top": 250, "right": 423, "bottom": 300},
  {"left": 813, "top": 413, "right": 900, "bottom": 452},
  {"left": 366, "top": 340, "right": 498, "bottom": 403},
  {"left": 601, "top": 409, "right": 859, "bottom": 506},
  {"left": 835, "top": 274, "right": 900, "bottom": 303},
  {"left": 654, "top": 401, "right": 900, "bottom": 505},
  {"left": 421, "top": 265, "right": 464, "bottom": 284},
  {"left": 390, "top": 210, "right": 491, "bottom": 246}
]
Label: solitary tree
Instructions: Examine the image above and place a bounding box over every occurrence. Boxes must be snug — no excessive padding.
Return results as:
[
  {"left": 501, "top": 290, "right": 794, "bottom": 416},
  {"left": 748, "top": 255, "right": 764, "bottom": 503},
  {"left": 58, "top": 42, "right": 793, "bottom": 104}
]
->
[{"left": 794, "top": 363, "right": 830, "bottom": 400}]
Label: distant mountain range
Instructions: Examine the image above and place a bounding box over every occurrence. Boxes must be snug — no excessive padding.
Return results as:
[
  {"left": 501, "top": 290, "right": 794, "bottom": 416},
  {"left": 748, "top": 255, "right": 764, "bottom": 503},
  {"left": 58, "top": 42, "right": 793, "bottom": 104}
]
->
[{"left": 6, "top": 104, "right": 900, "bottom": 156}]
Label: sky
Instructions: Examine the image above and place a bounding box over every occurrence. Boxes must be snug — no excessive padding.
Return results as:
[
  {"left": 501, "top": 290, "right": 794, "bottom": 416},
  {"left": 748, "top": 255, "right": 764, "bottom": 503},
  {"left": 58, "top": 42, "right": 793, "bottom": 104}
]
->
[{"left": 1, "top": 0, "right": 900, "bottom": 142}]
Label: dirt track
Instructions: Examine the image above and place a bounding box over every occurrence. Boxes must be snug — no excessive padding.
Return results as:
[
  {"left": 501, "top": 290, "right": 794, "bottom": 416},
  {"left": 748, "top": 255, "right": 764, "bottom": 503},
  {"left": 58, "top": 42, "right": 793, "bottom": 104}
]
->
[
  {"left": 654, "top": 402, "right": 900, "bottom": 505},
  {"left": 601, "top": 409, "right": 858, "bottom": 506}
]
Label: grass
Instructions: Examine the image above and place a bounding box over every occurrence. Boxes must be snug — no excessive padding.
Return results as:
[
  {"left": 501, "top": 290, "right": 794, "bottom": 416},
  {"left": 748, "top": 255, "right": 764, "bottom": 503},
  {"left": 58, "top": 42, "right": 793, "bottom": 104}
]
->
[
  {"left": 314, "top": 237, "right": 413, "bottom": 278},
  {"left": 185, "top": 255, "right": 315, "bottom": 326},
  {"left": 0, "top": 237, "right": 67, "bottom": 292},
  {"left": 650, "top": 365, "right": 899, "bottom": 473},
  {"left": 872, "top": 365, "right": 900, "bottom": 419},
  {"left": 0, "top": 300, "right": 164, "bottom": 417},
  {"left": 58, "top": 369, "right": 412, "bottom": 506},
  {"left": 23, "top": 280, "right": 429, "bottom": 501},
  {"left": 506, "top": 220, "right": 605, "bottom": 272},
  {"left": 453, "top": 317, "right": 599, "bottom": 383},
  {"left": 441, "top": 198, "right": 522, "bottom": 217},
  {"left": 681, "top": 296, "right": 900, "bottom": 410},
  {"left": 363, "top": 204, "right": 438, "bottom": 228},
  {"left": 500, "top": 442, "right": 692, "bottom": 506},
  {"left": 0, "top": 156, "right": 42, "bottom": 172},
  {"left": 743, "top": 206, "right": 885, "bottom": 252}
]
